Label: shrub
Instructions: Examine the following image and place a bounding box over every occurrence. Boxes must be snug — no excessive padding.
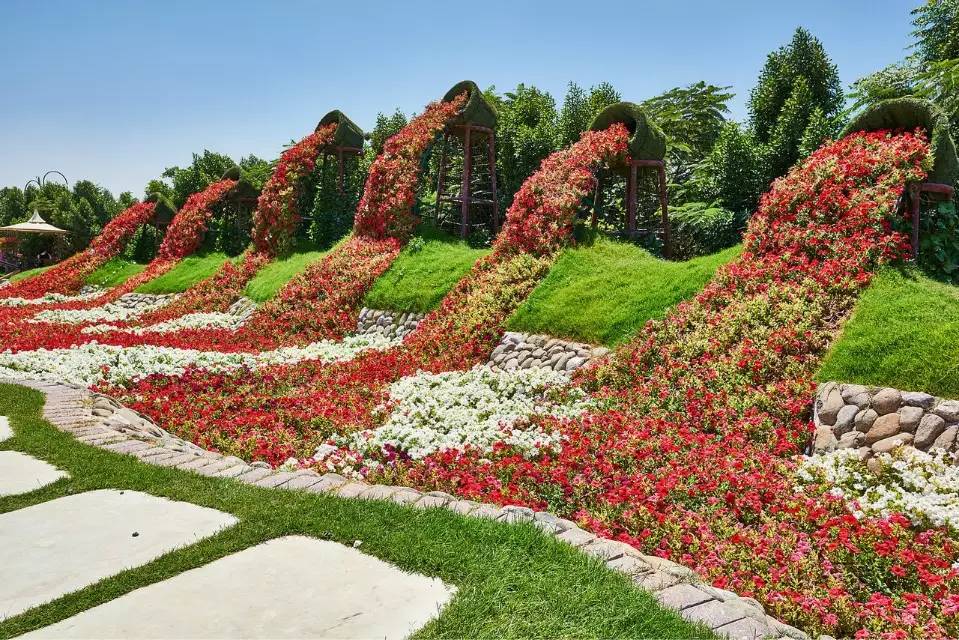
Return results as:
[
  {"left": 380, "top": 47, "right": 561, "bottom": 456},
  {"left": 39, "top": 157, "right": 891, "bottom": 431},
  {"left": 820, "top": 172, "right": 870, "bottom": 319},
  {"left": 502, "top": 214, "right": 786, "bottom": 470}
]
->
[{"left": 669, "top": 201, "right": 745, "bottom": 258}]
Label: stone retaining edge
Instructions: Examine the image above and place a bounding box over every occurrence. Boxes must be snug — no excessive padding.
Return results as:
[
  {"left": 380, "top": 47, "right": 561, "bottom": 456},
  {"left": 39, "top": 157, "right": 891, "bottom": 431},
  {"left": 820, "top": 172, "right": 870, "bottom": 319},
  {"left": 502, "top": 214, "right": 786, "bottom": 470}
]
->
[{"left": 6, "top": 378, "right": 814, "bottom": 640}]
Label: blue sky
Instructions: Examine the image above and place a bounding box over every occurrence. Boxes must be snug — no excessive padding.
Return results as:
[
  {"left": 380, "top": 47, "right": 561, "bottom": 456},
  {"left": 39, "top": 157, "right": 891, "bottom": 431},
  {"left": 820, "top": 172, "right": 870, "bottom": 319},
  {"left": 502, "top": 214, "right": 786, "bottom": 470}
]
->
[{"left": 0, "top": 0, "right": 917, "bottom": 197}]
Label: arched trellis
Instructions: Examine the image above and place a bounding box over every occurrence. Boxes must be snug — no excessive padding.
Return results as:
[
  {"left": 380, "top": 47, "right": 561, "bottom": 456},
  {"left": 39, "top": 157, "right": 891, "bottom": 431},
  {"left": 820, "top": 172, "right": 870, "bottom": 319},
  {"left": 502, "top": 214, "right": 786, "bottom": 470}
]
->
[
  {"left": 433, "top": 80, "right": 500, "bottom": 239},
  {"left": 842, "top": 97, "right": 958, "bottom": 258},
  {"left": 589, "top": 102, "right": 671, "bottom": 258},
  {"left": 316, "top": 110, "right": 365, "bottom": 195}
]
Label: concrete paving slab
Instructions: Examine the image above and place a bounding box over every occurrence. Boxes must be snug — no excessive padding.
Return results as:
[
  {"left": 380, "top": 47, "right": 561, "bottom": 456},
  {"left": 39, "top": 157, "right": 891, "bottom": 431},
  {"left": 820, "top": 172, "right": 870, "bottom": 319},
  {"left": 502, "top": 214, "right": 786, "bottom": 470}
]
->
[
  {"left": 0, "top": 415, "right": 11, "bottom": 441},
  {"left": 0, "top": 451, "right": 68, "bottom": 497},
  {"left": 24, "top": 535, "right": 455, "bottom": 639},
  {"left": 0, "top": 489, "right": 236, "bottom": 621}
]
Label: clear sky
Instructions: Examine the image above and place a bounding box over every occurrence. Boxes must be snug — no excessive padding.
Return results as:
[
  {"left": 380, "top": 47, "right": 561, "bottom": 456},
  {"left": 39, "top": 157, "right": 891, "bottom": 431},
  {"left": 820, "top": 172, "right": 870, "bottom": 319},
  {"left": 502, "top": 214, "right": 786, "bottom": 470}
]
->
[{"left": 0, "top": 0, "right": 917, "bottom": 197}]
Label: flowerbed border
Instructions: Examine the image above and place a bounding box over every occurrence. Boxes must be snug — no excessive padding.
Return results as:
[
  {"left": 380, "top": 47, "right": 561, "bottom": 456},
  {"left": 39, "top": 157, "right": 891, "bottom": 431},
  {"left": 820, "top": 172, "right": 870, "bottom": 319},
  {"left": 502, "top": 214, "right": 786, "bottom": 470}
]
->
[{"left": 6, "top": 378, "right": 811, "bottom": 640}]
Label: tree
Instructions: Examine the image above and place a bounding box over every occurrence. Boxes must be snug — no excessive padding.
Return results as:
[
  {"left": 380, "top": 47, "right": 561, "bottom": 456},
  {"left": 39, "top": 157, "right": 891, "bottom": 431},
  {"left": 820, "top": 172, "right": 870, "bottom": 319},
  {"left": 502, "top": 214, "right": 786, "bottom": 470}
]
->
[
  {"left": 642, "top": 81, "right": 733, "bottom": 186},
  {"left": 798, "top": 107, "right": 840, "bottom": 159},
  {"left": 748, "top": 27, "right": 843, "bottom": 145},
  {"left": 557, "top": 81, "right": 621, "bottom": 147},
  {"left": 367, "top": 110, "right": 408, "bottom": 157},
  {"left": 160, "top": 150, "right": 236, "bottom": 208},
  {"left": 689, "top": 122, "right": 764, "bottom": 215},
  {"left": 494, "top": 84, "right": 559, "bottom": 208}
]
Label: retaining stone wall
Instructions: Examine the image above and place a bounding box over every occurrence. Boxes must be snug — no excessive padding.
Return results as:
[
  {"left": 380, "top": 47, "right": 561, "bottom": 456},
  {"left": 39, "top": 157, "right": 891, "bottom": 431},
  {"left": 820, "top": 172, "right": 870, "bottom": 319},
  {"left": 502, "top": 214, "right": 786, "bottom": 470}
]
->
[
  {"left": 488, "top": 332, "right": 610, "bottom": 373},
  {"left": 356, "top": 307, "right": 425, "bottom": 340},
  {"left": 814, "top": 382, "right": 959, "bottom": 465}
]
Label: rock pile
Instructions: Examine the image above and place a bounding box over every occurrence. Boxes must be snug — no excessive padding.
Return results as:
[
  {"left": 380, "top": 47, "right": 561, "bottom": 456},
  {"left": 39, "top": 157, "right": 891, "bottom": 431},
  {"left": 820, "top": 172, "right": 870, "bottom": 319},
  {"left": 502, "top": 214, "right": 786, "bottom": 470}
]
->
[
  {"left": 356, "top": 307, "right": 425, "bottom": 339},
  {"left": 814, "top": 382, "right": 959, "bottom": 465},
  {"left": 488, "top": 332, "right": 610, "bottom": 373}
]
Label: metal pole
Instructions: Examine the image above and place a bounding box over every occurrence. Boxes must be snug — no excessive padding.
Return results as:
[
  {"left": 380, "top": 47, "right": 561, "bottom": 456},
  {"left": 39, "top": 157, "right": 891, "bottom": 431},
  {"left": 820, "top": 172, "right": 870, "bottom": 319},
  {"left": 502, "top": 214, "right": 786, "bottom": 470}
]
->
[
  {"left": 488, "top": 131, "right": 499, "bottom": 231},
  {"left": 460, "top": 125, "right": 472, "bottom": 239},
  {"left": 657, "top": 164, "right": 671, "bottom": 258}
]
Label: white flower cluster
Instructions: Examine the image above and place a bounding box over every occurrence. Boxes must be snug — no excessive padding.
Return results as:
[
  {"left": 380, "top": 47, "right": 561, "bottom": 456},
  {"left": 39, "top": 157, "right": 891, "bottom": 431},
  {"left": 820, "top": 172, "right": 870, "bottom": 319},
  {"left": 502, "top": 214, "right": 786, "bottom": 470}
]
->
[
  {"left": 82, "top": 312, "right": 245, "bottom": 335},
  {"left": 0, "top": 333, "right": 399, "bottom": 387},
  {"left": 0, "top": 290, "right": 103, "bottom": 307},
  {"left": 32, "top": 297, "right": 169, "bottom": 325},
  {"left": 335, "top": 365, "right": 590, "bottom": 464},
  {"left": 798, "top": 447, "right": 959, "bottom": 532}
]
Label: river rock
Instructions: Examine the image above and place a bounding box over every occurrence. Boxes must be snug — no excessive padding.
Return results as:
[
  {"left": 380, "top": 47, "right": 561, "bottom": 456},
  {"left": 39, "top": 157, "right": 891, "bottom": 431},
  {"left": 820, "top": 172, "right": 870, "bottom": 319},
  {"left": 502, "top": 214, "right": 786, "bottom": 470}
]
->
[
  {"left": 865, "top": 413, "right": 900, "bottom": 445},
  {"left": 814, "top": 426, "right": 838, "bottom": 453},
  {"left": 818, "top": 385, "right": 844, "bottom": 426},
  {"left": 915, "top": 414, "right": 947, "bottom": 449},
  {"left": 902, "top": 391, "right": 936, "bottom": 409},
  {"left": 872, "top": 432, "right": 914, "bottom": 454},
  {"left": 871, "top": 388, "right": 902, "bottom": 415},
  {"left": 833, "top": 405, "right": 858, "bottom": 436},
  {"left": 930, "top": 425, "right": 959, "bottom": 452},
  {"left": 897, "top": 406, "right": 924, "bottom": 433},
  {"left": 854, "top": 408, "right": 878, "bottom": 432},
  {"left": 933, "top": 400, "right": 959, "bottom": 422}
]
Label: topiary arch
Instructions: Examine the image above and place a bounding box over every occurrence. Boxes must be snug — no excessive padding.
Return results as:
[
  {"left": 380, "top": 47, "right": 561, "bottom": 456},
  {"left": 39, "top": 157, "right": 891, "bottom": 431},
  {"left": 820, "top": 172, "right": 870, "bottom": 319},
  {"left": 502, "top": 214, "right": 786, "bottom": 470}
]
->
[
  {"left": 588, "top": 102, "right": 671, "bottom": 256},
  {"left": 314, "top": 110, "right": 366, "bottom": 195}
]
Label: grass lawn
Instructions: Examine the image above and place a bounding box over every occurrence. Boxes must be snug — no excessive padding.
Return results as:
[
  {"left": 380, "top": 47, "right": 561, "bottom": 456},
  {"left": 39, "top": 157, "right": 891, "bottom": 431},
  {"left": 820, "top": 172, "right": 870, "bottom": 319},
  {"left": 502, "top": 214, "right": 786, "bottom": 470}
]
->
[
  {"left": 0, "top": 383, "right": 709, "bottom": 639},
  {"left": 244, "top": 249, "right": 329, "bottom": 302},
  {"left": 85, "top": 258, "right": 146, "bottom": 288},
  {"left": 817, "top": 267, "right": 959, "bottom": 398},
  {"left": 135, "top": 252, "right": 234, "bottom": 294},
  {"left": 7, "top": 266, "right": 49, "bottom": 282},
  {"left": 508, "top": 238, "right": 742, "bottom": 346},
  {"left": 364, "top": 226, "right": 489, "bottom": 313}
]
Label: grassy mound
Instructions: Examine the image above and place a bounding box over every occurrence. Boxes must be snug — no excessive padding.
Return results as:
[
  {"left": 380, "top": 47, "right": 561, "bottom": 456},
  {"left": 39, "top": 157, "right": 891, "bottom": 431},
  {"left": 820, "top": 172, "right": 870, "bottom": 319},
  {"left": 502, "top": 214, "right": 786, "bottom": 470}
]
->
[
  {"left": 364, "top": 226, "right": 489, "bottom": 313},
  {"left": 84, "top": 258, "right": 145, "bottom": 288},
  {"left": 7, "top": 266, "right": 49, "bottom": 282},
  {"left": 508, "top": 238, "right": 741, "bottom": 346},
  {"left": 244, "top": 249, "right": 329, "bottom": 302},
  {"left": 135, "top": 252, "right": 234, "bottom": 294},
  {"left": 818, "top": 267, "right": 959, "bottom": 398}
]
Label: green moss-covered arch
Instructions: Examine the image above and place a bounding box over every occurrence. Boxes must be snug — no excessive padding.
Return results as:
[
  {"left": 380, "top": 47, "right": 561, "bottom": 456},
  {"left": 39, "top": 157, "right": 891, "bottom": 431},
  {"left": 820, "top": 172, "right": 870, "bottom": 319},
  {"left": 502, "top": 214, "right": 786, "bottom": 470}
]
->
[
  {"left": 220, "top": 166, "right": 261, "bottom": 201},
  {"left": 316, "top": 110, "right": 365, "bottom": 150},
  {"left": 442, "top": 80, "right": 497, "bottom": 130},
  {"left": 589, "top": 102, "right": 666, "bottom": 163},
  {"left": 842, "top": 97, "right": 959, "bottom": 185},
  {"left": 146, "top": 192, "right": 177, "bottom": 226}
]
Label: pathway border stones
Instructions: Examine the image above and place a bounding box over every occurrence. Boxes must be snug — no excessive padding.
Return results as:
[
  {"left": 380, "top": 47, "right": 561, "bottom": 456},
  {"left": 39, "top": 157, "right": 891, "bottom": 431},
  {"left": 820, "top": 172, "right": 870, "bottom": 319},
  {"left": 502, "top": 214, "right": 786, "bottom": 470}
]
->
[{"left": 5, "top": 378, "right": 809, "bottom": 640}]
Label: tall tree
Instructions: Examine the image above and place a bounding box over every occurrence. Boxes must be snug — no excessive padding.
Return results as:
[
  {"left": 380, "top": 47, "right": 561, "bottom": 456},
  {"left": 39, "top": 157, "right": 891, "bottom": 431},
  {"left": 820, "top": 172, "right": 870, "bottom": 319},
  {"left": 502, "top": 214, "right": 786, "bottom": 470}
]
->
[
  {"left": 557, "top": 81, "right": 621, "bottom": 147},
  {"left": 494, "top": 84, "right": 559, "bottom": 208},
  {"left": 690, "top": 122, "right": 764, "bottom": 215}
]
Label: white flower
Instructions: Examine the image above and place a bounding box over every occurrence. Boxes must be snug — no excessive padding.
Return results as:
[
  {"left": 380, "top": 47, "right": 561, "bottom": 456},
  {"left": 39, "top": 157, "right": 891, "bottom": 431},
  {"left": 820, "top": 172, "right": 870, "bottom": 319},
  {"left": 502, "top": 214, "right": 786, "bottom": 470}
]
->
[
  {"left": 0, "top": 289, "right": 103, "bottom": 307},
  {"left": 0, "top": 333, "right": 399, "bottom": 387},
  {"left": 33, "top": 297, "right": 170, "bottom": 325},
  {"left": 798, "top": 447, "right": 959, "bottom": 532},
  {"left": 82, "top": 312, "right": 245, "bottom": 335},
  {"left": 336, "top": 365, "right": 590, "bottom": 465}
]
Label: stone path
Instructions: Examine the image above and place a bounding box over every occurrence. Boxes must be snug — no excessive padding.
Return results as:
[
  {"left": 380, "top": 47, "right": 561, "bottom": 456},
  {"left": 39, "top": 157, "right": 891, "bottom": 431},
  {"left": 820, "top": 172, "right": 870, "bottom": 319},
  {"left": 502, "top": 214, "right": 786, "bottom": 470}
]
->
[
  {"left": 0, "top": 451, "right": 68, "bottom": 497},
  {"left": 1, "top": 380, "right": 814, "bottom": 640},
  {"left": 23, "top": 536, "right": 456, "bottom": 639}
]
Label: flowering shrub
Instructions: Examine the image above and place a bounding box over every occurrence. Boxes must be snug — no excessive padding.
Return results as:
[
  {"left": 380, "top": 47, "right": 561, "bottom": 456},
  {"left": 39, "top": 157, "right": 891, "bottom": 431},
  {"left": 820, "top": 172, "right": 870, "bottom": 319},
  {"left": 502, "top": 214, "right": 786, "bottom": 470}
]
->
[
  {"left": 0, "top": 202, "right": 156, "bottom": 299},
  {"left": 253, "top": 124, "right": 336, "bottom": 255},
  {"left": 799, "top": 447, "right": 959, "bottom": 532}
]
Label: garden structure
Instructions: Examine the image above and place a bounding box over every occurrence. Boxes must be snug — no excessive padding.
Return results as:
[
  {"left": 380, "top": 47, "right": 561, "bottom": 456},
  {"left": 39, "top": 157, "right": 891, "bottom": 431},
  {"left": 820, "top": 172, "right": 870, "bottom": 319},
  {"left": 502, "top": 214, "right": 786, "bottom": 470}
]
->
[
  {"left": 314, "top": 109, "right": 365, "bottom": 196},
  {"left": 432, "top": 80, "right": 500, "bottom": 239},
  {"left": 589, "top": 102, "right": 671, "bottom": 257},
  {"left": 842, "top": 97, "right": 959, "bottom": 258}
]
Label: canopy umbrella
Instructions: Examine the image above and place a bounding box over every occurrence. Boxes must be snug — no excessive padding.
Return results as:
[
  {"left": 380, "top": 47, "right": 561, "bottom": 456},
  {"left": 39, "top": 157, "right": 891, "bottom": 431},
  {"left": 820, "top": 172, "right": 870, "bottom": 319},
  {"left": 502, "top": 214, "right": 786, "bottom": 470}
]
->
[{"left": 0, "top": 210, "right": 68, "bottom": 235}]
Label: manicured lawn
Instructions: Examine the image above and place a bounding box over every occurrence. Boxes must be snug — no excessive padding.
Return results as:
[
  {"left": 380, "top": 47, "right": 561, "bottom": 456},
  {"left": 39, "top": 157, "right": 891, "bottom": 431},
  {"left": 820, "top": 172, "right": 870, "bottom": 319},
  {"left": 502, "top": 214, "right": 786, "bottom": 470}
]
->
[
  {"left": 508, "top": 239, "right": 742, "bottom": 345},
  {"left": 0, "top": 383, "right": 709, "bottom": 639},
  {"left": 8, "top": 266, "right": 49, "bottom": 282},
  {"left": 817, "top": 267, "right": 959, "bottom": 398},
  {"left": 135, "top": 252, "right": 233, "bottom": 294},
  {"left": 364, "top": 226, "right": 489, "bottom": 313},
  {"left": 244, "top": 249, "right": 329, "bottom": 302},
  {"left": 85, "top": 258, "right": 146, "bottom": 288}
]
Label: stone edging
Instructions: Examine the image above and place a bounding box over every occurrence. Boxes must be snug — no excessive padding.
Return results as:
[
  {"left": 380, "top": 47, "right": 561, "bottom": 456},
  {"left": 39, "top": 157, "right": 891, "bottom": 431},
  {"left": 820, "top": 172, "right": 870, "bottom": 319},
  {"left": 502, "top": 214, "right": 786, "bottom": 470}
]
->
[
  {"left": 814, "top": 382, "right": 959, "bottom": 466},
  {"left": 9, "top": 378, "right": 811, "bottom": 640},
  {"left": 488, "top": 331, "right": 609, "bottom": 373},
  {"left": 357, "top": 307, "right": 426, "bottom": 340}
]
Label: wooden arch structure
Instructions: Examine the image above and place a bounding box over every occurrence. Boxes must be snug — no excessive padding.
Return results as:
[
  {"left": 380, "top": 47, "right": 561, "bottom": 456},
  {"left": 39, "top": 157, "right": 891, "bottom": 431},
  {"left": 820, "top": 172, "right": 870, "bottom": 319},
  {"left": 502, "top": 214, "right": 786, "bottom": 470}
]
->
[
  {"left": 589, "top": 102, "right": 671, "bottom": 257},
  {"left": 433, "top": 80, "right": 500, "bottom": 239},
  {"left": 315, "top": 110, "right": 366, "bottom": 195}
]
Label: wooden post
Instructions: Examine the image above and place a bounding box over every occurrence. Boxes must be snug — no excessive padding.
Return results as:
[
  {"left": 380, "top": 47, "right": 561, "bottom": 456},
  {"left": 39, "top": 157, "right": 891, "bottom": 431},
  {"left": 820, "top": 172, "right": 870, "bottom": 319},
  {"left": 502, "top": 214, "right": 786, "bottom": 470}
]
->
[
  {"left": 657, "top": 164, "right": 671, "bottom": 258},
  {"left": 909, "top": 183, "right": 921, "bottom": 259},
  {"left": 434, "top": 133, "right": 449, "bottom": 221},
  {"left": 488, "top": 131, "right": 499, "bottom": 231},
  {"left": 591, "top": 174, "right": 602, "bottom": 230},
  {"left": 460, "top": 125, "right": 472, "bottom": 239},
  {"left": 627, "top": 162, "right": 637, "bottom": 238}
]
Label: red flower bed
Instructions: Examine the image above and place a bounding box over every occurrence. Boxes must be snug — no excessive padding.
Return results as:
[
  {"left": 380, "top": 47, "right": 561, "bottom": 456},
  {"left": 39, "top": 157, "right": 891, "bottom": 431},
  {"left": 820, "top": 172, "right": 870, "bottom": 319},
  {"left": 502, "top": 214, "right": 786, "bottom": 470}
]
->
[{"left": 0, "top": 201, "right": 156, "bottom": 299}]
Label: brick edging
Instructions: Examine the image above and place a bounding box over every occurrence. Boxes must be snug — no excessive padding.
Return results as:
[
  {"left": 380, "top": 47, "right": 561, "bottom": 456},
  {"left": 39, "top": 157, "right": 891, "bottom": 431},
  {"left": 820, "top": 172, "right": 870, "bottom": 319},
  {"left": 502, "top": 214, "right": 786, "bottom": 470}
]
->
[{"left": 6, "top": 378, "right": 811, "bottom": 640}]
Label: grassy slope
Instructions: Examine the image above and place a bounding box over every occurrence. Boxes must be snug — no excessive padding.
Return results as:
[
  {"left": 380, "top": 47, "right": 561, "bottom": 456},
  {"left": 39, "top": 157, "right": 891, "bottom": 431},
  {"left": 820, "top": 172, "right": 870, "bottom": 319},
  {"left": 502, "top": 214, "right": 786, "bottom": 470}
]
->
[
  {"left": 0, "top": 383, "right": 709, "bottom": 639},
  {"left": 8, "top": 266, "right": 49, "bottom": 282},
  {"left": 135, "top": 252, "right": 233, "bottom": 294},
  {"left": 508, "top": 239, "right": 742, "bottom": 346},
  {"left": 817, "top": 267, "right": 959, "bottom": 398},
  {"left": 85, "top": 258, "right": 146, "bottom": 288},
  {"left": 244, "top": 249, "right": 329, "bottom": 302},
  {"left": 364, "top": 226, "right": 489, "bottom": 313}
]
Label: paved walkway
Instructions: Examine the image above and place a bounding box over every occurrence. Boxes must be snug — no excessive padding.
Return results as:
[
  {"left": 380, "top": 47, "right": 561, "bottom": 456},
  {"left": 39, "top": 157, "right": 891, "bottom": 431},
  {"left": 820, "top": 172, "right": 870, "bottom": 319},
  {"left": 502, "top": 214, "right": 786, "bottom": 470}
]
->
[{"left": 0, "top": 414, "right": 455, "bottom": 638}]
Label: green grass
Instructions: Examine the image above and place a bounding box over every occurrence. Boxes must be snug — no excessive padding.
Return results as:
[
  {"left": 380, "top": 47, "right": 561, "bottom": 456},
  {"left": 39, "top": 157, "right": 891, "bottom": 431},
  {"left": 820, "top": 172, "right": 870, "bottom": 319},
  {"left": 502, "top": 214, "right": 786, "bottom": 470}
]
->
[
  {"left": 0, "top": 383, "right": 710, "bottom": 639},
  {"left": 244, "top": 249, "right": 329, "bottom": 302},
  {"left": 8, "top": 266, "right": 49, "bottom": 282},
  {"left": 364, "top": 226, "right": 489, "bottom": 313},
  {"left": 508, "top": 238, "right": 742, "bottom": 346},
  {"left": 817, "top": 267, "right": 959, "bottom": 398},
  {"left": 84, "top": 258, "right": 146, "bottom": 288},
  {"left": 135, "top": 252, "right": 233, "bottom": 294}
]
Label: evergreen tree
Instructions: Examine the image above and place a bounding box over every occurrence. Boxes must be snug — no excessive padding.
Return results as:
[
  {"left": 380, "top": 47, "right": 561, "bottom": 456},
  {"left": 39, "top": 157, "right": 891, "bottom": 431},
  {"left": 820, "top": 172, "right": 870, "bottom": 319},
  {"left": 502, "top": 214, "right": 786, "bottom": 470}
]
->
[
  {"left": 558, "top": 82, "right": 621, "bottom": 147},
  {"left": 690, "top": 122, "right": 763, "bottom": 215}
]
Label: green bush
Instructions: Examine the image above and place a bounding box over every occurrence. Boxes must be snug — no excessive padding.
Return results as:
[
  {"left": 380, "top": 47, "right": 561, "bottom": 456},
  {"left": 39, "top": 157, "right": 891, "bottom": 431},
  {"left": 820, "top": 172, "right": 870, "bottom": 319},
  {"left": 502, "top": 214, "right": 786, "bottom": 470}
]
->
[{"left": 669, "top": 201, "right": 745, "bottom": 259}]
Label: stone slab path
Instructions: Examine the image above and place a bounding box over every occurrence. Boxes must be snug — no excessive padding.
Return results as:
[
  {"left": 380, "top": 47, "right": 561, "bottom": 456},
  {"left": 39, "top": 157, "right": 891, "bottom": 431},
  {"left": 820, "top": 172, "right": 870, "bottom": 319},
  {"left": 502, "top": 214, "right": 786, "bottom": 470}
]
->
[
  {"left": 0, "top": 489, "right": 236, "bottom": 621},
  {"left": 0, "top": 451, "right": 68, "bottom": 497},
  {"left": 0, "top": 415, "right": 12, "bottom": 441},
  {"left": 23, "top": 536, "right": 456, "bottom": 639}
]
